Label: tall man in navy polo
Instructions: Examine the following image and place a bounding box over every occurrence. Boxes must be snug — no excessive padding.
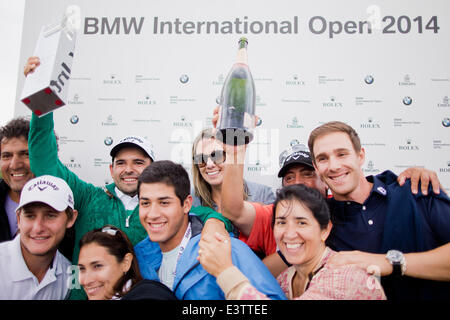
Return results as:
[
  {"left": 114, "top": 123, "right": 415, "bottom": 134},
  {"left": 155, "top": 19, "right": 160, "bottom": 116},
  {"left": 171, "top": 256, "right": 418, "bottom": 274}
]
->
[{"left": 308, "top": 121, "right": 450, "bottom": 300}]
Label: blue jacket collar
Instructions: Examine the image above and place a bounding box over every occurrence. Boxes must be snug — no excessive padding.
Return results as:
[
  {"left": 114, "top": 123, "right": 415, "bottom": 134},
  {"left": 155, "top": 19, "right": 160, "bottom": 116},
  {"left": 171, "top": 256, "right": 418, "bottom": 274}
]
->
[{"left": 134, "top": 214, "right": 204, "bottom": 284}]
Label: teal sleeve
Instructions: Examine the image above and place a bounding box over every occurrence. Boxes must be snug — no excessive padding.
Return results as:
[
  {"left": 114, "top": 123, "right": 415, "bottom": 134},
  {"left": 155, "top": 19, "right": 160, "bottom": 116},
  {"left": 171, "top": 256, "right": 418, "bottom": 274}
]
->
[{"left": 190, "top": 206, "right": 234, "bottom": 233}]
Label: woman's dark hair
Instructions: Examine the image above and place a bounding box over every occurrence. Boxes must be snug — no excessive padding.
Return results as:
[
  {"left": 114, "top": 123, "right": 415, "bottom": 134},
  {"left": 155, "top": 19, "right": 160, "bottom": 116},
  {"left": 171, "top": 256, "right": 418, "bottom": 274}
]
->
[
  {"left": 138, "top": 160, "right": 190, "bottom": 204},
  {"left": 272, "top": 184, "right": 330, "bottom": 229},
  {"left": 79, "top": 225, "right": 143, "bottom": 298}
]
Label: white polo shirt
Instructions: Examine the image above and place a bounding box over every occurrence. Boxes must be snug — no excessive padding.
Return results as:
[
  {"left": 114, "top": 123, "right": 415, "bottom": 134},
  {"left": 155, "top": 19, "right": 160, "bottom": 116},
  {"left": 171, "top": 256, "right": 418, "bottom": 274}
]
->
[
  {"left": 0, "top": 235, "right": 72, "bottom": 300},
  {"left": 115, "top": 187, "right": 139, "bottom": 210}
]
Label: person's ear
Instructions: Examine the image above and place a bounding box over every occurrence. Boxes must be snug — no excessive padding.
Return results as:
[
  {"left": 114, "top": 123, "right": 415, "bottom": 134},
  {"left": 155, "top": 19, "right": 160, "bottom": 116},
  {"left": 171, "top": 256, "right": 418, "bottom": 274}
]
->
[
  {"left": 321, "top": 221, "right": 333, "bottom": 242},
  {"left": 183, "top": 195, "right": 193, "bottom": 214},
  {"left": 358, "top": 147, "right": 366, "bottom": 167},
  {"left": 16, "top": 209, "right": 22, "bottom": 225},
  {"left": 66, "top": 209, "right": 78, "bottom": 229},
  {"left": 122, "top": 253, "right": 133, "bottom": 273}
]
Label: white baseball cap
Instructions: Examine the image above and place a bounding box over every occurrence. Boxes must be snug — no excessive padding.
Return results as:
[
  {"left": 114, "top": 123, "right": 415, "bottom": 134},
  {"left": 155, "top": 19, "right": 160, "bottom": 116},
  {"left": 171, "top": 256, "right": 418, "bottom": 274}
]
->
[
  {"left": 109, "top": 135, "right": 155, "bottom": 162},
  {"left": 17, "top": 175, "right": 74, "bottom": 212}
]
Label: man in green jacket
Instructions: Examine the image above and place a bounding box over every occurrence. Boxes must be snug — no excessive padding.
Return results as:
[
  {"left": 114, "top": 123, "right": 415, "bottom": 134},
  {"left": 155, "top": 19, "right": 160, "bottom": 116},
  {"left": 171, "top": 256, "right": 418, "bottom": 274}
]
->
[
  {"left": 29, "top": 112, "right": 154, "bottom": 298},
  {"left": 25, "top": 56, "right": 229, "bottom": 299}
]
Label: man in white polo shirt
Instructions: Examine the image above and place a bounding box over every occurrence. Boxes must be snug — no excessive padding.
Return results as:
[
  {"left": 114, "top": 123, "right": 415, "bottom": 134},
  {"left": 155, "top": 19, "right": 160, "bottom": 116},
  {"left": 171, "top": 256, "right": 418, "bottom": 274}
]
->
[{"left": 0, "top": 175, "right": 78, "bottom": 299}]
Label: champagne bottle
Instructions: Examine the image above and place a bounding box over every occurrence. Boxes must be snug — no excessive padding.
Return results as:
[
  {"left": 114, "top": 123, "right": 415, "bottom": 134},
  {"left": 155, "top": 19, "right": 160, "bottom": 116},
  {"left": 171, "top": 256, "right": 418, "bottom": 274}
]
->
[{"left": 216, "top": 37, "right": 255, "bottom": 145}]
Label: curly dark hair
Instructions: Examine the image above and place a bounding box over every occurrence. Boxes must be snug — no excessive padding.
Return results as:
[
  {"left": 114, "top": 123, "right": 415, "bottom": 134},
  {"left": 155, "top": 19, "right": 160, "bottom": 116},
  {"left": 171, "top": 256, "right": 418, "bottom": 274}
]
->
[{"left": 0, "top": 117, "right": 30, "bottom": 151}]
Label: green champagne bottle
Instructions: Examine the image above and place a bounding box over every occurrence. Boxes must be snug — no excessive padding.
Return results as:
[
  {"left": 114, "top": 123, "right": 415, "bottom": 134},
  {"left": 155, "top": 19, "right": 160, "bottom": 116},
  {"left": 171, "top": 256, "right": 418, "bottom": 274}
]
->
[{"left": 216, "top": 37, "right": 256, "bottom": 145}]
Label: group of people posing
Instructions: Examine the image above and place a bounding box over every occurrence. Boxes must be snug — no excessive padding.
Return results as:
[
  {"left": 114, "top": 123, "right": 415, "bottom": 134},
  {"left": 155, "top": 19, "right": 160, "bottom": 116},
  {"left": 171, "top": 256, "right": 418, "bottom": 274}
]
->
[{"left": 0, "top": 57, "right": 449, "bottom": 300}]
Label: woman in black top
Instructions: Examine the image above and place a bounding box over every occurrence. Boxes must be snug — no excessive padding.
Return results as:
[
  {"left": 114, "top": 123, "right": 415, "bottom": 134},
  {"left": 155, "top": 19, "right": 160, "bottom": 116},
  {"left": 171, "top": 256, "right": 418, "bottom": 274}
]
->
[{"left": 78, "top": 224, "right": 176, "bottom": 300}]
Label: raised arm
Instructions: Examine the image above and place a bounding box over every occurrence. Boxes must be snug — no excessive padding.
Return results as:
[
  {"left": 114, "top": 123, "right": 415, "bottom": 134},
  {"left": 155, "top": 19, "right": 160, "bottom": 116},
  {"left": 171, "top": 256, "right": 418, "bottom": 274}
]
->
[
  {"left": 220, "top": 143, "right": 256, "bottom": 236},
  {"left": 209, "top": 106, "right": 257, "bottom": 236},
  {"left": 25, "top": 57, "right": 96, "bottom": 211}
]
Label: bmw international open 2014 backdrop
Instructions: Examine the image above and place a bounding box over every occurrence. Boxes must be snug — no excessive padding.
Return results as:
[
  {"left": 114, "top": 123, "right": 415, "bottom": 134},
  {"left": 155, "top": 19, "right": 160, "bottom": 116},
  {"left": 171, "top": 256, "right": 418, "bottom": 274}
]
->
[{"left": 14, "top": 0, "right": 450, "bottom": 192}]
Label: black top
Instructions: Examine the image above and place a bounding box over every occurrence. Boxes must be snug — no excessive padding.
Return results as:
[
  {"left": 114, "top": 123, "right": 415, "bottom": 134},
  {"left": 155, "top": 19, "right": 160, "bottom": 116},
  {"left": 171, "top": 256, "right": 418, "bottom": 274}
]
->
[
  {"left": 0, "top": 179, "right": 12, "bottom": 243},
  {"left": 122, "top": 279, "right": 177, "bottom": 300}
]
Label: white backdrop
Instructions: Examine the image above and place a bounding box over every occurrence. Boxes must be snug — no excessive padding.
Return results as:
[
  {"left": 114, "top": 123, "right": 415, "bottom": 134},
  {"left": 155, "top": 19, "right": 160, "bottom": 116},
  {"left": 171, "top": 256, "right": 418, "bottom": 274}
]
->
[{"left": 14, "top": 0, "right": 450, "bottom": 192}]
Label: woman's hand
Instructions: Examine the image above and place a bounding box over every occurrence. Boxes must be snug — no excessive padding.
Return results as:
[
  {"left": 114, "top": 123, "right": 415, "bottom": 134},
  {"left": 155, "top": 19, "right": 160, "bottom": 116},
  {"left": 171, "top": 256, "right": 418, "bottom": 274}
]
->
[{"left": 198, "top": 231, "right": 233, "bottom": 278}]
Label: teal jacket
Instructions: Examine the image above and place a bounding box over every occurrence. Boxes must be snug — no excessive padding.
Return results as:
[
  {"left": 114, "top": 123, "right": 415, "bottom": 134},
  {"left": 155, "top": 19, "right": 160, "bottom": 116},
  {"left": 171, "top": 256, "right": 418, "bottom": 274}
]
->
[{"left": 29, "top": 112, "right": 230, "bottom": 299}]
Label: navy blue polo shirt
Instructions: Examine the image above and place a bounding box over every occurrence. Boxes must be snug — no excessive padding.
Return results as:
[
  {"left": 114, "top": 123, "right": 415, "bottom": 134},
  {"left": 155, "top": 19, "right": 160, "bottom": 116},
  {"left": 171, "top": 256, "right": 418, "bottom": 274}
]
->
[
  {"left": 327, "top": 171, "right": 450, "bottom": 254},
  {"left": 326, "top": 174, "right": 389, "bottom": 253},
  {"left": 326, "top": 170, "right": 450, "bottom": 300}
]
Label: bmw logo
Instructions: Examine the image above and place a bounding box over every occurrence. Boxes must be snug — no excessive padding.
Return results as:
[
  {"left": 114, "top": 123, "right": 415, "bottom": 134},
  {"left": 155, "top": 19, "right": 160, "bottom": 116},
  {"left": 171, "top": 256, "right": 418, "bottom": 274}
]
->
[
  {"left": 403, "top": 96, "right": 412, "bottom": 106},
  {"left": 70, "top": 115, "right": 79, "bottom": 124},
  {"left": 442, "top": 118, "right": 450, "bottom": 128},
  {"left": 364, "top": 75, "right": 374, "bottom": 85},
  {"left": 180, "top": 74, "right": 189, "bottom": 84},
  {"left": 104, "top": 137, "right": 113, "bottom": 146},
  {"left": 290, "top": 139, "right": 300, "bottom": 147}
]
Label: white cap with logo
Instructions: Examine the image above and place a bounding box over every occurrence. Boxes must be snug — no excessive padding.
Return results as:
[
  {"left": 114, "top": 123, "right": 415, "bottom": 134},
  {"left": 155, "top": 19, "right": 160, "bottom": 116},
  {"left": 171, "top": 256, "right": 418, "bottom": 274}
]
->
[
  {"left": 109, "top": 135, "right": 155, "bottom": 162},
  {"left": 17, "top": 175, "right": 74, "bottom": 212}
]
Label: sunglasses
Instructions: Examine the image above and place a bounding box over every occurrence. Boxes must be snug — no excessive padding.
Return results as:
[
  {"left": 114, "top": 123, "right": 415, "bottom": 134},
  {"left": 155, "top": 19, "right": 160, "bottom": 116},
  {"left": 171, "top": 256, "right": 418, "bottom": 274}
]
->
[
  {"left": 100, "top": 225, "right": 119, "bottom": 236},
  {"left": 193, "top": 150, "right": 226, "bottom": 168}
]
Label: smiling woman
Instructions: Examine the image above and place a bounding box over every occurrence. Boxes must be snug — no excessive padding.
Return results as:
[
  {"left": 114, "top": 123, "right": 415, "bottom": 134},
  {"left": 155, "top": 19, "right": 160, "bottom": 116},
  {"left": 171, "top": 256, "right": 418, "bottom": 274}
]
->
[
  {"left": 191, "top": 128, "right": 274, "bottom": 212},
  {"left": 78, "top": 225, "right": 177, "bottom": 300},
  {"left": 198, "top": 184, "right": 386, "bottom": 300}
]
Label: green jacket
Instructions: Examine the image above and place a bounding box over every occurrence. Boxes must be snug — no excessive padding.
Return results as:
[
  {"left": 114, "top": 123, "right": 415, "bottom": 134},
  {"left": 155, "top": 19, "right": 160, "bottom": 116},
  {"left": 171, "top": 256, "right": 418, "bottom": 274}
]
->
[{"left": 29, "top": 112, "right": 231, "bottom": 299}]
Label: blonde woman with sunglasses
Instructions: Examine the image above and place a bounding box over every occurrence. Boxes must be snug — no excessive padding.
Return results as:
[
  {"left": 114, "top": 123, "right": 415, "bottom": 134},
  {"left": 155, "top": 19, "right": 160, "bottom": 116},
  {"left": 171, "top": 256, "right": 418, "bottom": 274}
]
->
[{"left": 191, "top": 129, "right": 275, "bottom": 258}]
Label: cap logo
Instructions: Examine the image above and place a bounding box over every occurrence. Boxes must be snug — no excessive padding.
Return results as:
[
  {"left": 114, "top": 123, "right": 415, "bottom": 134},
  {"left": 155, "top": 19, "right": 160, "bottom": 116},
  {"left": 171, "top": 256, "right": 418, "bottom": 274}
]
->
[
  {"left": 284, "top": 151, "right": 310, "bottom": 165},
  {"left": 377, "top": 186, "right": 387, "bottom": 195},
  {"left": 27, "top": 180, "right": 60, "bottom": 192},
  {"left": 68, "top": 194, "right": 74, "bottom": 206},
  {"left": 121, "top": 136, "right": 144, "bottom": 144}
]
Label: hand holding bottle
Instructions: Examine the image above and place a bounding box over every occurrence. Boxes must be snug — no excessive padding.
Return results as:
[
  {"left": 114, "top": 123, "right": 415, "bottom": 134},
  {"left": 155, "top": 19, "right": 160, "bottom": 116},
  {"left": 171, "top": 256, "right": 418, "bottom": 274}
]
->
[{"left": 212, "top": 105, "right": 260, "bottom": 130}]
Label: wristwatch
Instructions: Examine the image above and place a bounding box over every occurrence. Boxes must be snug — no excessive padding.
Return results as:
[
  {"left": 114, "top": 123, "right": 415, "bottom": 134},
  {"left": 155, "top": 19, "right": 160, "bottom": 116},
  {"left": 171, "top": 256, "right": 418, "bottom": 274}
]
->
[{"left": 386, "top": 250, "right": 406, "bottom": 276}]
